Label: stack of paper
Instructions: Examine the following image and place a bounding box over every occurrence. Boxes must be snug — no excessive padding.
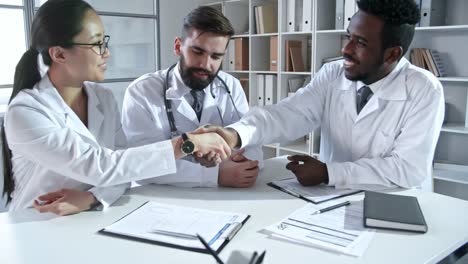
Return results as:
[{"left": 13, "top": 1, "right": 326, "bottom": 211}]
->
[{"left": 263, "top": 201, "right": 375, "bottom": 257}]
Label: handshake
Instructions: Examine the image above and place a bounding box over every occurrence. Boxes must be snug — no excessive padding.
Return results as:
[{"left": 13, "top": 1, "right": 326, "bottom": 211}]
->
[{"left": 182, "top": 125, "right": 241, "bottom": 167}]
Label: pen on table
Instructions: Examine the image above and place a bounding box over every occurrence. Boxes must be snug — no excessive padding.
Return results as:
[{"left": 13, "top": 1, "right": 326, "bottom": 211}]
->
[
  {"left": 196, "top": 234, "right": 224, "bottom": 264},
  {"left": 311, "top": 201, "right": 351, "bottom": 215},
  {"left": 248, "top": 251, "right": 258, "bottom": 264},
  {"left": 149, "top": 229, "right": 198, "bottom": 240},
  {"left": 255, "top": 250, "right": 266, "bottom": 264}
]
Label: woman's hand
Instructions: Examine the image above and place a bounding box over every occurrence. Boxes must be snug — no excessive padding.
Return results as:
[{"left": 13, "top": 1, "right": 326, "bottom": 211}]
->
[{"left": 33, "top": 189, "right": 98, "bottom": 216}]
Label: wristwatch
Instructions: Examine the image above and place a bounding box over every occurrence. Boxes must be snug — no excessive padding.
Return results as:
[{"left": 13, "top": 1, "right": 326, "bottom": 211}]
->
[{"left": 180, "top": 133, "right": 195, "bottom": 155}]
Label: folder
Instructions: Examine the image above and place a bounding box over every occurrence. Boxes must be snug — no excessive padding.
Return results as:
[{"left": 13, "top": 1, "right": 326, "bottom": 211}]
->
[
  {"left": 335, "top": 0, "right": 345, "bottom": 29},
  {"left": 261, "top": 4, "right": 277, "bottom": 33},
  {"left": 285, "top": 40, "right": 302, "bottom": 72},
  {"left": 264, "top": 75, "right": 277, "bottom": 105},
  {"left": 302, "top": 0, "right": 312, "bottom": 32},
  {"left": 286, "top": 0, "right": 296, "bottom": 32},
  {"left": 290, "top": 46, "right": 305, "bottom": 72},
  {"left": 227, "top": 41, "right": 235, "bottom": 71},
  {"left": 99, "top": 201, "right": 250, "bottom": 253},
  {"left": 364, "top": 191, "right": 428, "bottom": 233},
  {"left": 234, "top": 38, "right": 249, "bottom": 71},
  {"left": 344, "top": 0, "right": 356, "bottom": 29},
  {"left": 256, "top": 74, "right": 265, "bottom": 106},
  {"left": 270, "top": 36, "right": 278, "bottom": 71},
  {"left": 239, "top": 77, "right": 249, "bottom": 102},
  {"left": 420, "top": 0, "right": 446, "bottom": 27}
]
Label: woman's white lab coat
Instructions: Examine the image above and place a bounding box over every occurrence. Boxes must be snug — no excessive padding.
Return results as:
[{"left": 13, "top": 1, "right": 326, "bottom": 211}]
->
[{"left": 5, "top": 75, "right": 176, "bottom": 210}]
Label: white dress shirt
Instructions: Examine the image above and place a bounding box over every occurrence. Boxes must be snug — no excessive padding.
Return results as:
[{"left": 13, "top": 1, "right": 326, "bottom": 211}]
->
[
  {"left": 229, "top": 58, "right": 445, "bottom": 190},
  {"left": 122, "top": 64, "right": 263, "bottom": 187},
  {"left": 5, "top": 75, "right": 177, "bottom": 210}
]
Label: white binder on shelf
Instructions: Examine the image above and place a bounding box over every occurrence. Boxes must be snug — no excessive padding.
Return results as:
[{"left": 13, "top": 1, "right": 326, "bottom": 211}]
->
[
  {"left": 344, "top": 0, "right": 356, "bottom": 30},
  {"left": 286, "top": 0, "right": 296, "bottom": 32},
  {"left": 256, "top": 74, "right": 265, "bottom": 106},
  {"left": 302, "top": 0, "right": 312, "bottom": 32},
  {"left": 335, "top": 0, "right": 345, "bottom": 29},
  {"left": 419, "top": 0, "right": 446, "bottom": 27},
  {"left": 227, "top": 41, "right": 235, "bottom": 71},
  {"left": 265, "top": 75, "right": 277, "bottom": 105}
]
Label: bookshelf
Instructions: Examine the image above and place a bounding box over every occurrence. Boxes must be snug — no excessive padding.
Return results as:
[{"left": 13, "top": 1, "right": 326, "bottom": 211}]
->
[{"left": 200, "top": 0, "right": 468, "bottom": 199}]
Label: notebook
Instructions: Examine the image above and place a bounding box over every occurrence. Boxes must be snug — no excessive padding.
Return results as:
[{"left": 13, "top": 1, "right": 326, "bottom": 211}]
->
[
  {"left": 99, "top": 201, "right": 249, "bottom": 253},
  {"left": 363, "top": 191, "right": 427, "bottom": 233}
]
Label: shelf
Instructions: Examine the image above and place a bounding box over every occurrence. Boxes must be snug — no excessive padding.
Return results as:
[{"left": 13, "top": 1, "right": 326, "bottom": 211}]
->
[
  {"left": 416, "top": 25, "right": 468, "bottom": 32},
  {"left": 251, "top": 33, "right": 278, "bottom": 37},
  {"left": 264, "top": 144, "right": 279, "bottom": 149},
  {"left": 316, "top": 29, "right": 346, "bottom": 34},
  {"left": 251, "top": 70, "right": 277, "bottom": 74},
  {"left": 225, "top": 70, "right": 249, "bottom": 74},
  {"left": 280, "top": 71, "right": 312, "bottom": 75},
  {"left": 279, "top": 141, "right": 309, "bottom": 155},
  {"left": 441, "top": 124, "right": 468, "bottom": 135},
  {"left": 232, "top": 34, "right": 249, "bottom": 38},
  {"left": 438, "top": 77, "right": 468, "bottom": 82},
  {"left": 281, "top": 31, "right": 313, "bottom": 35},
  {"left": 433, "top": 163, "right": 468, "bottom": 184}
]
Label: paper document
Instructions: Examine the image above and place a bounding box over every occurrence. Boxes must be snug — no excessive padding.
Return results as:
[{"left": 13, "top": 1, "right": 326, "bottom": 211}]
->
[
  {"left": 100, "top": 201, "right": 249, "bottom": 253},
  {"left": 269, "top": 177, "right": 362, "bottom": 203},
  {"left": 263, "top": 201, "right": 375, "bottom": 257}
]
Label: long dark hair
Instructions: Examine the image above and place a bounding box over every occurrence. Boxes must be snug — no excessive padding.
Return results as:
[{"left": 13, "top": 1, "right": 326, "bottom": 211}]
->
[{"left": 2, "top": 0, "right": 94, "bottom": 202}]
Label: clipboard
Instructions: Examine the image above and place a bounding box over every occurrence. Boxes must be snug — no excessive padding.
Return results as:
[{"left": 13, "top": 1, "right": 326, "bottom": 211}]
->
[
  {"left": 99, "top": 201, "right": 250, "bottom": 254},
  {"left": 268, "top": 178, "right": 362, "bottom": 204}
]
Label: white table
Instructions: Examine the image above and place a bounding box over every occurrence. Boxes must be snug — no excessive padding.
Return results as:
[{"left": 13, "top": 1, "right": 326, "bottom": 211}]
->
[{"left": 1, "top": 156, "right": 467, "bottom": 264}]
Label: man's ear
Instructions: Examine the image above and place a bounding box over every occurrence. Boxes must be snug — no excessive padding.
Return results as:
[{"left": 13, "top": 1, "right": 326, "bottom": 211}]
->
[
  {"left": 174, "top": 37, "right": 183, "bottom": 56},
  {"left": 48, "top": 46, "right": 67, "bottom": 65},
  {"left": 384, "top": 46, "right": 403, "bottom": 65}
]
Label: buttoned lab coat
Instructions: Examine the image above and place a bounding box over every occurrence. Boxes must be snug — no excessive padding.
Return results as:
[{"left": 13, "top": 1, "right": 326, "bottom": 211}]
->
[
  {"left": 230, "top": 58, "right": 445, "bottom": 190},
  {"left": 122, "top": 65, "right": 263, "bottom": 187},
  {"left": 5, "top": 75, "right": 176, "bottom": 210}
]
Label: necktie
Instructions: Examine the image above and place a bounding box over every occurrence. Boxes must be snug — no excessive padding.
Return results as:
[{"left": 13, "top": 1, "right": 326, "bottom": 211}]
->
[
  {"left": 190, "top": 90, "right": 204, "bottom": 121},
  {"left": 356, "top": 86, "right": 373, "bottom": 114}
]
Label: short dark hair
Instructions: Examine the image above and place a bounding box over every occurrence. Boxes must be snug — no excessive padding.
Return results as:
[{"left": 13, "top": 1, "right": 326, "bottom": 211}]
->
[
  {"left": 182, "top": 6, "right": 235, "bottom": 39},
  {"left": 357, "top": 0, "right": 421, "bottom": 56}
]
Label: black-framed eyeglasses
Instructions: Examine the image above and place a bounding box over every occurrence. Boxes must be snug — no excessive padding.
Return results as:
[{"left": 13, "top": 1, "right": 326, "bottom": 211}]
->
[{"left": 69, "top": 35, "right": 110, "bottom": 55}]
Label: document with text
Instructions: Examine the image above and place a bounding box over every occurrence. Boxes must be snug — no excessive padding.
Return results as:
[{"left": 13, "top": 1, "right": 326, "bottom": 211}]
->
[
  {"left": 100, "top": 201, "right": 249, "bottom": 253},
  {"left": 269, "top": 177, "right": 362, "bottom": 203},
  {"left": 263, "top": 201, "right": 375, "bottom": 257}
]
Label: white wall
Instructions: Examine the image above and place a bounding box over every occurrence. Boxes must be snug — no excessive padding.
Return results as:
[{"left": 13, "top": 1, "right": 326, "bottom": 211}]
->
[{"left": 158, "top": 0, "right": 206, "bottom": 69}]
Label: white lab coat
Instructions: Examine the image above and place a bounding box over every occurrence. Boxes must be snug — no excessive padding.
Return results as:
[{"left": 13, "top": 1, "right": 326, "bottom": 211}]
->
[
  {"left": 5, "top": 75, "right": 176, "bottom": 210},
  {"left": 230, "top": 58, "right": 445, "bottom": 190},
  {"left": 122, "top": 64, "right": 263, "bottom": 187}
]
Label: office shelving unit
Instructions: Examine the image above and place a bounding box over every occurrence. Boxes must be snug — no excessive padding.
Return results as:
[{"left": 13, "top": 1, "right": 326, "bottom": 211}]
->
[{"left": 201, "top": 0, "right": 468, "bottom": 198}]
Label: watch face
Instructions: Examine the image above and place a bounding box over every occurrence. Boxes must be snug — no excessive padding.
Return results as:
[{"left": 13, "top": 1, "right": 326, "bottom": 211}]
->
[{"left": 181, "top": 140, "right": 195, "bottom": 154}]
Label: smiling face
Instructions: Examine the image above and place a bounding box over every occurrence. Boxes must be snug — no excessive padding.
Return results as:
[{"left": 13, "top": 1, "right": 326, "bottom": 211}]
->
[
  {"left": 64, "top": 10, "right": 110, "bottom": 83},
  {"left": 342, "top": 10, "right": 389, "bottom": 84},
  {"left": 174, "top": 28, "right": 229, "bottom": 90}
]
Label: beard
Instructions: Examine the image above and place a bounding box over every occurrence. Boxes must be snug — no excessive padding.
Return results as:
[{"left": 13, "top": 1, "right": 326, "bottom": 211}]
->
[{"left": 179, "top": 54, "right": 218, "bottom": 91}]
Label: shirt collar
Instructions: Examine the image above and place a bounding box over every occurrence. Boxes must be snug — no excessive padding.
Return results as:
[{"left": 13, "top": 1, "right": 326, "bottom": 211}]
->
[
  {"left": 350, "top": 57, "right": 410, "bottom": 101},
  {"left": 166, "top": 63, "right": 209, "bottom": 100}
]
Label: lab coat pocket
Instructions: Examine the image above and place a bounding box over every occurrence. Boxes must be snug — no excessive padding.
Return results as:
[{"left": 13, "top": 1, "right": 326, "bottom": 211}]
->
[{"left": 373, "top": 131, "right": 396, "bottom": 157}]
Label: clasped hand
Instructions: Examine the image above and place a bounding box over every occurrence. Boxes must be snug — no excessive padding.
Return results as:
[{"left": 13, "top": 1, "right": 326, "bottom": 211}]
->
[{"left": 286, "top": 155, "right": 329, "bottom": 186}]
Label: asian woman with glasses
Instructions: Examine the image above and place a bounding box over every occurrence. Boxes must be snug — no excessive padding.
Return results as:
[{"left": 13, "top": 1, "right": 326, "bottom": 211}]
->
[{"left": 2, "top": 0, "right": 231, "bottom": 215}]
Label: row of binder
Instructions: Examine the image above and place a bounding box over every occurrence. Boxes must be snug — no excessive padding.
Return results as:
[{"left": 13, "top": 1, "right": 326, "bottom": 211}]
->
[
  {"left": 286, "top": 0, "right": 313, "bottom": 32},
  {"left": 335, "top": 0, "right": 447, "bottom": 30},
  {"left": 410, "top": 48, "right": 446, "bottom": 77},
  {"left": 256, "top": 74, "right": 277, "bottom": 106},
  {"left": 225, "top": 38, "right": 248, "bottom": 71}
]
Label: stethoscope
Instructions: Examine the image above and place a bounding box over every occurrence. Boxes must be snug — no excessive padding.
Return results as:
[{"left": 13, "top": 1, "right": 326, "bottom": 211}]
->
[{"left": 164, "top": 63, "right": 241, "bottom": 138}]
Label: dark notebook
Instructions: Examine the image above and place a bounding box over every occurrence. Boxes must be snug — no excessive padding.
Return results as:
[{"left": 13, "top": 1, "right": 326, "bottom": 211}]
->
[{"left": 364, "top": 191, "right": 428, "bottom": 233}]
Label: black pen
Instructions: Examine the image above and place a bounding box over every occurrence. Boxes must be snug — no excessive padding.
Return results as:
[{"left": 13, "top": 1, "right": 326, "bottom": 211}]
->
[
  {"left": 255, "top": 250, "right": 266, "bottom": 264},
  {"left": 248, "top": 251, "right": 258, "bottom": 264},
  {"left": 196, "top": 234, "right": 224, "bottom": 264},
  {"left": 311, "top": 201, "right": 351, "bottom": 215}
]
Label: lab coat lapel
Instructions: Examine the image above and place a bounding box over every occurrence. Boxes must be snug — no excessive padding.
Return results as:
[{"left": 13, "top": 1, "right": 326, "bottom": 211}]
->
[
  {"left": 84, "top": 84, "right": 104, "bottom": 139},
  {"left": 336, "top": 76, "right": 358, "bottom": 122},
  {"left": 38, "top": 76, "right": 99, "bottom": 144},
  {"left": 166, "top": 68, "right": 199, "bottom": 126}
]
